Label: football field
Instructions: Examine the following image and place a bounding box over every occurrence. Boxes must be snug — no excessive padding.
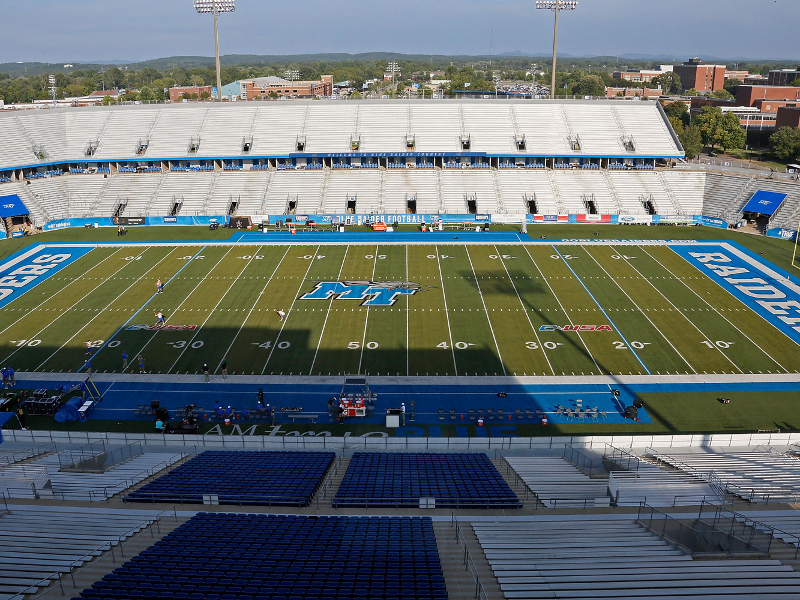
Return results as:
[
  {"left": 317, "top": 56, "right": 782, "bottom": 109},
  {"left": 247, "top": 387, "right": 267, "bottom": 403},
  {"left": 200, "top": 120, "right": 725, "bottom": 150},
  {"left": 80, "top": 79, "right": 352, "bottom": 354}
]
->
[{"left": 1, "top": 240, "right": 799, "bottom": 378}]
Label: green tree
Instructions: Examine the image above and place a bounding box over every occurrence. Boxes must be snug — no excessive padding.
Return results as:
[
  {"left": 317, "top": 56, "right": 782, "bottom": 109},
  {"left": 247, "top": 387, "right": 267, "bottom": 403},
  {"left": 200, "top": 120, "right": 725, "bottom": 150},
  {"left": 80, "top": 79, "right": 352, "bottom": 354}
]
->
[
  {"left": 651, "top": 72, "right": 682, "bottom": 94},
  {"left": 200, "top": 90, "right": 211, "bottom": 100},
  {"left": 711, "top": 88, "right": 734, "bottom": 100},
  {"left": 101, "top": 94, "right": 114, "bottom": 106},
  {"left": 663, "top": 100, "right": 690, "bottom": 126},
  {"left": 570, "top": 74, "right": 605, "bottom": 97},
  {"left": 680, "top": 124, "right": 703, "bottom": 159},
  {"left": 791, "top": 78, "right": 800, "bottom": 86},
  {"left": 724, "top": 77, "right": 742, "bottom": 92},
  {"left": 684, "top": 88, "right": 700, "bottom": 97},
  {"left": 350, "top": 90, "right": 363, "bottom": 99},
  {"left": 770, "top": 127, "right": 800, "bottom": 161},
  {"left": 138, "top": 87, "right": 155, "bottom": 102}
]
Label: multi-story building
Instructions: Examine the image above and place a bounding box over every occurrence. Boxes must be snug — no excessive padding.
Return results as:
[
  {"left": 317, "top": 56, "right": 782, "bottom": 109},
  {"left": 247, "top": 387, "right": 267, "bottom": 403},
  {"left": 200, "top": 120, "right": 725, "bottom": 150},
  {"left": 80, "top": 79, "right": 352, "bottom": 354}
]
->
[
  {"left": 673, "top": 58, "right": 726, "bottom": 93},
  {"left": 219, "top": 76, "right": 334, "bottom": 101},
  {"left": 768, "top": 68, "right": 800, "bottom": 87},
  {"left": 168, "top": 86, "right": 213, "bottom": 101},
  {"left": 736, "top": 85, "right": 800, "bottom": 107}
]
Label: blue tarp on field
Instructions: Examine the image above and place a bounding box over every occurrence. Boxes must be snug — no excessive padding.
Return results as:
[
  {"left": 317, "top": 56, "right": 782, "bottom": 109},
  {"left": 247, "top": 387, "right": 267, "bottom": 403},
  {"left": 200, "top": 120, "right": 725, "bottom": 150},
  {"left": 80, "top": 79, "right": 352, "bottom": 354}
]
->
[{"left": 742, "top": 190, "right": 787, "bottom": 215}]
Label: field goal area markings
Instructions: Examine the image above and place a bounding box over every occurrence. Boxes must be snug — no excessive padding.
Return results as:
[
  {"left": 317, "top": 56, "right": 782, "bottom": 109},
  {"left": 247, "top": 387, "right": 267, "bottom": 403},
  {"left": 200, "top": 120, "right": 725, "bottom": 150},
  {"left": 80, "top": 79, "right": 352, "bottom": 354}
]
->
[
  {"left": 607, "top": 245, "right": 743, "bottom": 374},
  {"left": 494, "top": 245, "right": 554, "bottom": 376},
  {"left": 581, "top": 245, "right": 697, "bottom": 375},
  {"left": 652, "top": 244, "right": 791, "bottom": 373},
  {"left": 167, "top": 245, "right": 266, "bottom": 373},
  {"left": 306, "top": 245, "right": 346, "bottom": 376},
  {"left": 0, "top": 245, "right": 125, "bottom": 340},
  {"left": 552, "top": 245, "right": 651, "bottom": 375},
  {"left": 39, "top": 247, "right": 177, "bottom": 372},
  {"left": 0, "top": 246, "right": 131, "bottom": 367},
  {"left": 520, "top": 244, "right": 602, "bottom": 375},
  {"left": 215, "top": 246, "right": 291, "bottom": 374}
]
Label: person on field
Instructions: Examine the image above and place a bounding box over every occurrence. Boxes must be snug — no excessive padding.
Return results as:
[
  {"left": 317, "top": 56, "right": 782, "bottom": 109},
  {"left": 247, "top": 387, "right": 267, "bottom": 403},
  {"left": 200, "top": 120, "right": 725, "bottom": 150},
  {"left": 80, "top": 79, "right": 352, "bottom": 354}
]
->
[
  {"left": 1, "top": 368, "right": 8, "bottom": 389},
  {"left": 220, "top": 359, "right": 228, "bottom": 380},
  {"left": 121, "top": 350, "right": 128, "bottom": 369},
  {"left": 276, "top": 309, "right": 286, "bottom": 321},
  {"left": 7, "top": 366, "right": 15, "bottom": 387},
  {"left": 156, "top": 278, "right": 163, "bottom": 293},
  {"left": 85, "top": 340, "right": 94, "bottom": 356},
  {"left": 138, "top": 355, "right": 145, "bottom": 373},
  {"left": 154, "top": 310, "right": 165, "bottom": 328},
  {"left": 203, "top": 363, "right": 210, "bottom": 383}
]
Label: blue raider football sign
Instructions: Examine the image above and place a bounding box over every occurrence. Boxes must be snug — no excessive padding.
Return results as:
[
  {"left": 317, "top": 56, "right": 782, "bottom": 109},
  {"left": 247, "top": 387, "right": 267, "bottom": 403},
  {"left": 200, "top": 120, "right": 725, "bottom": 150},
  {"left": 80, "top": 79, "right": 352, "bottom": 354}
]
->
[{"left": 300, "top": 281, "right": 423, "bottom": 306}]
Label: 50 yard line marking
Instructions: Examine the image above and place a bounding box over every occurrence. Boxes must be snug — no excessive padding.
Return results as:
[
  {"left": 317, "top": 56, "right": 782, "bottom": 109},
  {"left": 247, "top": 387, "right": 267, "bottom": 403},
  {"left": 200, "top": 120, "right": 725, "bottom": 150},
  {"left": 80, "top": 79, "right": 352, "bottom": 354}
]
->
[
  {"left": 259, "top": 244, "right": 321, "bottom": 375},
  {"left": 464, "top": 247, "right": 505, "bottom": 376},
  {"left": 642, "top": 245, "right": 789, "bottom": 373},
  {"left": 123, "top": 247, "right": 233, "bottom": 373},
  {"left": 0, "top": 247, "right": 118, "bottom": 339},
  {"left": 306, "top": 246, "right": 348, "bottom": 376},
  {"left": 39, "top": 247, "right": 179, "bottom": 371},
  {"left": 494, "top": 245, "right": 554, "bottom": 376},
  {"left": 435, "top": 245, "right": 457, "bottom": 376},
  {"left": 167, "top": 245, "right": 265, "bottom": 373},
  {"left": 0, "top": 247, "right": 133, "bottom": 366},
  {"left": 357, "top": 245, "right": 379, "bottom": 374},
  {"left": 215, "top": 246, "right": 291, "bottom": 373}
]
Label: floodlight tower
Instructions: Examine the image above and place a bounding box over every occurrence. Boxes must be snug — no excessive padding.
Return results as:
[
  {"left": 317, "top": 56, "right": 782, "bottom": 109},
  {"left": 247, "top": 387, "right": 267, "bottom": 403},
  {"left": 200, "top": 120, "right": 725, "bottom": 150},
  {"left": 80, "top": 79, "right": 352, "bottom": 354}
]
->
[
  {"left": 535, "top": 0, "right": 577, "bottom": 99},
  {"left": 48, "top": 75, "right": 57, "bottom": 108},
  {"left": 193, "top": 0, "right": 235, "bottom": 102}
]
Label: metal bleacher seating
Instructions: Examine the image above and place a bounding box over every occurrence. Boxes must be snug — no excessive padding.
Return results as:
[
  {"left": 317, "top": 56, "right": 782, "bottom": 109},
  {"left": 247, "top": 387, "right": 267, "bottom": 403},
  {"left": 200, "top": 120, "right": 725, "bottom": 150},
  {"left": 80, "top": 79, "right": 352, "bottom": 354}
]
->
[
  {"left": 124, "top": 450, "right": 335, "bottom": 506},
  {"left": 333, "top": 452, "right": 520, "bottom": 509},
  {"left": 647, "top": 448, "right": 800, "bottom": 504},
  {"left": 505, "top": 456, "right": 610, "bottom": 508},
  {"left": 70, "top": 513, "right": 447, "bottom": 600},
  {"left": 0, "top": 507, "right": 157, "bottom": 600},
  {"left": 474, "top": 517, "right": 800, "bottom": 599}
]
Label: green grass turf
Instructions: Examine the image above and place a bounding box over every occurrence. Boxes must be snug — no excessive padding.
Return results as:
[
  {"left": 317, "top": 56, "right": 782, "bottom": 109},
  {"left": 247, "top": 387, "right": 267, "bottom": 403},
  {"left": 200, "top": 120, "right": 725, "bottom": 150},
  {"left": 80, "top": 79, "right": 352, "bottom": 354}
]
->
[{"left": 1, "top": 229, "right": 799, "bottom": 377}]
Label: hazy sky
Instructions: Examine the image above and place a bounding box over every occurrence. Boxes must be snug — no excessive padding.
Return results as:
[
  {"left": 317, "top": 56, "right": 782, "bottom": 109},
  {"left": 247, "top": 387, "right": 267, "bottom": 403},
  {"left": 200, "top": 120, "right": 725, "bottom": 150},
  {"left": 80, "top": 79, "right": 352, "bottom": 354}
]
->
[{"left": 2, "top": 0, "right": 798, "bottom": 64}]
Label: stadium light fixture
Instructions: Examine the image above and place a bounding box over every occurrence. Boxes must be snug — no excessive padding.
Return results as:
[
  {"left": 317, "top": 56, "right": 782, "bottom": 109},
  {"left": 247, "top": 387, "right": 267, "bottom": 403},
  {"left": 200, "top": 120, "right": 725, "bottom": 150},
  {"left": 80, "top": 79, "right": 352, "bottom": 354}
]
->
[
  {"left": 193, "top": 0, "right": 235, "bottom": 102},
  {"left": 535, "top": 0, "right": 578, "bottom": 99}
]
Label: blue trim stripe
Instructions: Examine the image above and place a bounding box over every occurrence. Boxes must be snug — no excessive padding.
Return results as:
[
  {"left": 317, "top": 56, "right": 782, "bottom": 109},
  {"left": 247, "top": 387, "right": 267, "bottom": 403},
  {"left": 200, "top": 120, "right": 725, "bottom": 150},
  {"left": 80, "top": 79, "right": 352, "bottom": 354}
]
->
[{"left": 551, "top": 245, "right": 651, "bottom": 375}]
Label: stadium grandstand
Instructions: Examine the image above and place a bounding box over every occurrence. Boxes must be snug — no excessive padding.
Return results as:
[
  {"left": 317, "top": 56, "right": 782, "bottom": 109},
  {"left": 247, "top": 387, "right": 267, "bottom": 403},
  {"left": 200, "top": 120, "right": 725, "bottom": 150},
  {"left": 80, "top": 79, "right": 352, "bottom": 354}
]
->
[{"left": 1, "top": 99, "right": 798, "bottom": 240}]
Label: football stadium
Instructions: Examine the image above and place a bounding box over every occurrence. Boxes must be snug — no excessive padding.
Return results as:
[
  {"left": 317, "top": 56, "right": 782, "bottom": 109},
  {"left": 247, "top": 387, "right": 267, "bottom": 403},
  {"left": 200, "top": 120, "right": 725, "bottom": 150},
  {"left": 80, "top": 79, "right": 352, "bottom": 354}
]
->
[{"left": 2, "top": 21, "right": 800, "bottom": 600}]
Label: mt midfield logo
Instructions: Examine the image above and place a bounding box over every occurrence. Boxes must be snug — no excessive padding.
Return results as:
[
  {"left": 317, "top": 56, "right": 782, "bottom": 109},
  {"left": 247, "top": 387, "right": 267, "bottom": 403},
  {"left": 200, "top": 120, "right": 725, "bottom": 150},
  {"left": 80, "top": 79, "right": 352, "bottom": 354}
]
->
[{"left": 301, "top": 281, "right": 423, "bottom": 306}]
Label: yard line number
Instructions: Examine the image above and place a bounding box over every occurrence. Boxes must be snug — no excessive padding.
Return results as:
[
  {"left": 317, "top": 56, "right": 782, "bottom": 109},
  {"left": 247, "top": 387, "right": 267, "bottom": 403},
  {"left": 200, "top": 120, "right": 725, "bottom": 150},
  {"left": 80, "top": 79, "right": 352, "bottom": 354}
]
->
[{"left": 613, "top": 341, "right": 651, "bottom": 350}]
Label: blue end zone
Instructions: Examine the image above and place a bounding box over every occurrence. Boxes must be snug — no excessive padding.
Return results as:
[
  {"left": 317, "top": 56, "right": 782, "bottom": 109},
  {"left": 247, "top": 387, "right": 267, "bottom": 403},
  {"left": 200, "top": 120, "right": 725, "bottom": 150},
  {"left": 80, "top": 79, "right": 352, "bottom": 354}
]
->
[
  {"left": 0, "top": 244, "right": 95, "bottom": 309},
  {"left": 669, "top": 242, "right": 800, "bottom": 345}
]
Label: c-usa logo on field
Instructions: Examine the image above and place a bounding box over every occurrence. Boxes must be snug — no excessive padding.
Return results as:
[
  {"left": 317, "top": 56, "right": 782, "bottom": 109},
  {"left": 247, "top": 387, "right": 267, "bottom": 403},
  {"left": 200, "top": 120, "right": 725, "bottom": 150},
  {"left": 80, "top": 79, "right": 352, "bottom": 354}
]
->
[{"left": 301, "top": 281, "right": 424, "bottom": 306}]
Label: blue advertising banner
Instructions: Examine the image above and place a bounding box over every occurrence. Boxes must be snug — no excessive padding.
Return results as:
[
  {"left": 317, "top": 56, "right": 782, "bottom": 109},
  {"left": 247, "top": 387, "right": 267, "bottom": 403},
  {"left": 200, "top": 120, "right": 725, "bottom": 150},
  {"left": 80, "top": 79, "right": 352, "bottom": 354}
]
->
[
  {"left": 694, "top": 215, "right": 728, "bottom": 228},
  {"left": 767, "top": 228, "right": 798, "bottom": 242},
  {"left": 742, "top": 190, "right": 787, "bottom": 215},
  {"left": 670, "top": 243, "right": 800, "bottom": 345}
]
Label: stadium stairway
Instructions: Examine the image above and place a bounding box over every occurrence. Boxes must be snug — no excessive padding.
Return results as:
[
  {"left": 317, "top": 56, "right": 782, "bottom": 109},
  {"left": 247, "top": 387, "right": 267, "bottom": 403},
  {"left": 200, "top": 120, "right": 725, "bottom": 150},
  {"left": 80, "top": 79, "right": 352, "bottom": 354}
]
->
[
  {"left": 433, "top": 520, "right": 502, "bottom": 600},
  {"left": 491, "top": 457, "right": 539, "bottom": 508},
  {"left": 31, "top": 513, "right": 190, "bottom": 600},
  {"left": 309, "top": 455, "right": 351, "bottom": 508}
]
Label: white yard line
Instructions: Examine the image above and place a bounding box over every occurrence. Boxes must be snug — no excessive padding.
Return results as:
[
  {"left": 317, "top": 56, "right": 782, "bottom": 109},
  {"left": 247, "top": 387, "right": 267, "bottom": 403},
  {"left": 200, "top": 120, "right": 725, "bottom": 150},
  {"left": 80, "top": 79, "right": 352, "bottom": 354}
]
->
[
  {"left": 167, "top": 246, "right": 265, "bottom": 373},
  {"left": 463, "top": 246, "right": 506, "bottom": 376},
  {"left": 357, "top": 246, "right": 379, "bottom": 374},
  {"left": 0, "top": 247, "right": 121, "bottom": 338},
  {"left": 124, "top": 247, "right": 234, "bottom": 373},
  {"left": 582, "top": 247, "right": 697, "bottom": 375},
  {"left": 641, "top": 245, "right": 790, "bottom": 373},
  {"left": 435, "top": 245, "right": 458, "bottom": 376},
  {"left": 35, "top": 247, "right": 179, "bottom": 370},
  {"left": 257, "top": 245, "right": 322, "bottom": 375},
  {"left": 494, "top": 245, "right": 554, "bottom": 376},
  {"left": 215, "top": 246, "right": 291, "bottom": 373},
  {"left": 305, "top": 246, "right": 347, "bottom": 376},
  {"left": 605, "top": 245, "right": 741, "bottom": 374},
  {"left": 520, "top": 244, "right": 602, "bottom": 374},
  {"left": 0, "top": 247, "right": 135, "bottom": 366},
  {"left": 406, "top": 244, "right": 410, "bottom": 377}
]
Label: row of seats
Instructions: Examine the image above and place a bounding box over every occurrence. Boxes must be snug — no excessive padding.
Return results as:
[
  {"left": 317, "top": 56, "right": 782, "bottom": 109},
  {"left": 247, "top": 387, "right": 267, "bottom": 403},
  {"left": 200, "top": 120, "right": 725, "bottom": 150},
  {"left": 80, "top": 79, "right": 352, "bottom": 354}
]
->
[
  {"left": 124, "top": 451, "right": 334, "bottom": 506},
  {"left": 334, "top": 452, "right": 520, "bottom": 508},
  {"left": 73, "top": 514, "right": 447, "bottom": 600}
]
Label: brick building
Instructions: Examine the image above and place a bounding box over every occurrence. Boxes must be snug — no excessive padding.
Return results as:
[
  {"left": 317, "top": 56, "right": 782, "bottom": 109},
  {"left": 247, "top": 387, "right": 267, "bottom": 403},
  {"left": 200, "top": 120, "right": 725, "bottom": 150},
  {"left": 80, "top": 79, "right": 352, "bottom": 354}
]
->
[
  {"left": 736, "top": 85, "right": 800, "bottom": 107},
  {"left": 232, "top": 76, "right": 333, "bottom": 100},
  {"left": 672, "top": 58, "right": 726, "bottom": 93},
  {"left": 605, "top": 87, "right": 662, "bottom": 99},
  {"left": 776, "top": 106, "right": 800, "bottom": 129},
  {"left": 168, "top": 86, "right": 213, "bottom": 101},
  {"left": 611, "top": 69, "right": 668, "bottom": 84},
  {"left": 768, "top": 68, "right": 800, "bottom": 87}
]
